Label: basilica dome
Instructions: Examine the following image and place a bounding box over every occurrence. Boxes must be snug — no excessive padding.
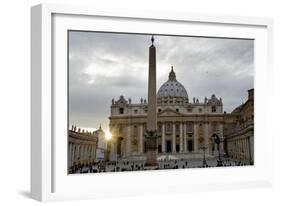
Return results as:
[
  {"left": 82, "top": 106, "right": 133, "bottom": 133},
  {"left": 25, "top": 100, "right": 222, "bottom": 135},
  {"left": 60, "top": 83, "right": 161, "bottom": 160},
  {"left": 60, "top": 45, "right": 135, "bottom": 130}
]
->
[{"left": 157, "top": 66, "right": 188, "bottom": 100}]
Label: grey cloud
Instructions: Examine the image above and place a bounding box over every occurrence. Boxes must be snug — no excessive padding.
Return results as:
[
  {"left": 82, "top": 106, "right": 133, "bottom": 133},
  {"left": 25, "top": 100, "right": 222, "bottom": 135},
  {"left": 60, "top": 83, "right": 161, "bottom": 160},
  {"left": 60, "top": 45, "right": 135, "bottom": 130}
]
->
[{"left": 68, "top": 31, "right": 254, "bottom": 129}]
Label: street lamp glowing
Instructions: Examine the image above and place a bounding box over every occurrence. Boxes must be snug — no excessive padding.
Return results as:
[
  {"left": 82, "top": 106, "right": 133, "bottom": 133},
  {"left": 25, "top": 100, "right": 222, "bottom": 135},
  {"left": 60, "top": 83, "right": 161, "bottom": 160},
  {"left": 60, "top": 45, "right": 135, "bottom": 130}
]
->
[{"left": 105, "top": 130, "right": 112, "bottom": 141}]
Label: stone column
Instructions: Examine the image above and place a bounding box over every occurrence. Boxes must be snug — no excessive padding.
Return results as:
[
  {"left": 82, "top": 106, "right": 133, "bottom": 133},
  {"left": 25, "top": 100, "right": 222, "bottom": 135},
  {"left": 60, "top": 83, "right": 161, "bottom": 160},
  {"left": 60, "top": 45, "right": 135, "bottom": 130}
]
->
[
  {"left": 93, "top": 144, "right": 97, "bottom": 160},
  {"left": 86, "top": 145, "right": 89, "bottom": 162},
  {"left": 204, "top": 123, "right": 209, "bottom": 152},
  {"left": 77, "top": 145, "right": 80, "bottom": 161},
  {"left": 238, "top": 140, "right": 241, "bottom": 159},
  {"left": 218, "top": 123, "right": 224, "bottom": 154},
  {"left": 249, "top": 135, "right": 253, "bottom": 164},
  {"left": 126, "top": 125, "right": 131, "bottom": 157},
  {"left": 241, "top": 140, "right": 244, "bottom": 159},
  {"left": 245, "top": 139, "right": 248, "bottom": 160},
  {"left": 88, "top": 145, "right": 90, "bottom": 161},
  {"left": 68, "top": 143, "right": 72, "bottom": 167},
  {"left": 193, "top": 123, "right": 198, "bottom": 152},
  {"left": 162, "top": 123, "right": 165, "bottom": 153},
  {"left": 72, "top": 144, "right": 76, "bottom": 163},
  {"left": 180, "top": 123, "right": 183, "bottom": 152},
  {"left": 84, "top": 145, "right": 87, "bottom": 162},
  {"left": 122, "top": 140, "right": 125, "bottom": 158},
  {"left": 79, "top": 145, "right": 82, "bottom": 161},
  {"left": 88, "top": 145, "right": 91, "bottom": 162},
  {"left": 172, "top": 123, "right": 176, "bottom": 153},
  {"left": 78, "top": 145, "right": 82, "bottom": 162},
  {"left": 85, "top": 145, "right": 88, "bottom": 162},
  {"left": 82, "top": 145, "right": 86, "bottom": 163},
  {"left": 239, "top": 140, "right": 242, "bottom": 159},
  {"left": 183, "top": 123, "right": 187, "bottom": 153},
  {"left": 85, "top": 144, "right": 89, "bottom": 163},
  {"left": 139, "top": 124, "right": 143, "bottom": 154},
  {"left": 73, "top": 144, "right": 76, "bottom": 166},
  {"left": 204, "top": 123, "right": 208, "bottom": 142},
  {"left": 91, "top": 145, "right": 93, "bottom": 159},
  {"left": 208, "top": 123, "right": 213, "bottom": 154},
  {"left": 109, "top": 140, "right": 115, "bottom": 161},
  {"left": 241, "top": 139, "right": 244, "bottom": 159},
  {"left": 245, "top": 138, "right": 249, "bottom": 160}
]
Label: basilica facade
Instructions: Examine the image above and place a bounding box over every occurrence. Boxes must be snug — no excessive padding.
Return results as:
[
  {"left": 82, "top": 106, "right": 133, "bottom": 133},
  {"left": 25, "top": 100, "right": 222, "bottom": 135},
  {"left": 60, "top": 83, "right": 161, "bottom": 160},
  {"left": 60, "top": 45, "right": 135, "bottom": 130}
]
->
[{"left": 109, "top": 67, "right": 226, "bottom": 160}]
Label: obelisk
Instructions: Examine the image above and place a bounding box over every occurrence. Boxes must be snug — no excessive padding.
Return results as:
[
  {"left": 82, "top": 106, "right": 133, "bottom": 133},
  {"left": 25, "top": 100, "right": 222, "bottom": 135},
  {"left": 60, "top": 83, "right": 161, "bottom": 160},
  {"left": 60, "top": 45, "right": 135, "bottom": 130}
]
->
[{"left": 145, "top": 35, "right": 158, "bottom": 167}]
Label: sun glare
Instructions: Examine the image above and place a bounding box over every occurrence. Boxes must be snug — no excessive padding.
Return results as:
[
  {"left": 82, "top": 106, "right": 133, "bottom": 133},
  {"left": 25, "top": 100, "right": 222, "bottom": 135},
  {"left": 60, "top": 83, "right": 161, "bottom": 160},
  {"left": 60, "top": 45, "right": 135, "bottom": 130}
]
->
[{"left": 105, "top": 130, "right": 112, "bottom": 140}]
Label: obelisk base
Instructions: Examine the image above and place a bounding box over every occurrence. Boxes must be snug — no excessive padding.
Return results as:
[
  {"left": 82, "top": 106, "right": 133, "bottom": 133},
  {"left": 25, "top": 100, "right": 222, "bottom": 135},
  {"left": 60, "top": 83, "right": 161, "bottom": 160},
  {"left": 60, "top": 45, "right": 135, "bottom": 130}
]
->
[{"left": 145, "top": 131, "right": 158, "bottom": 167}]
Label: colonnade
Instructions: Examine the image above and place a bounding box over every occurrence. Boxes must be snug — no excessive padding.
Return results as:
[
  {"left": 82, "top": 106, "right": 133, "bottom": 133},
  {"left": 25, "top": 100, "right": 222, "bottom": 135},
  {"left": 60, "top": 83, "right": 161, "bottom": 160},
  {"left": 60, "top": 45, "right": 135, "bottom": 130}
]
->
[
  {"left": 226, "top": 136, "right": 253, "bottom": 162},
  {"left": 68, "top": 142, "right": 96, "bottom": 168},
  {"left": 110, "top": 121, "right": 225, "bottom": 159},
  {"left": 113, "top": 122, "right": 199, "bottom": 157}
]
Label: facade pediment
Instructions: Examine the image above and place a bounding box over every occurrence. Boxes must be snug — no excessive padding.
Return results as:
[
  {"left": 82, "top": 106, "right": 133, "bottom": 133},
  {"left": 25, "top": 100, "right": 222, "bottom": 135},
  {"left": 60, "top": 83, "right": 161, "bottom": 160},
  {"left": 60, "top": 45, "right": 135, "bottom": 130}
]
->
[{"left": 158, "top": 108, "right": 182, "bottom": 117}]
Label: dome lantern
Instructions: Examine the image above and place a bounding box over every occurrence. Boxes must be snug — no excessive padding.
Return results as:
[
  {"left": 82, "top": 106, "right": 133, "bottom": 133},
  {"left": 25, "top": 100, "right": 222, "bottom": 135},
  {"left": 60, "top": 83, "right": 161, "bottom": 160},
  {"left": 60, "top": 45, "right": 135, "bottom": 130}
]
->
[{"left": 169, "top": 65, "right": 176, "bottom": 80}]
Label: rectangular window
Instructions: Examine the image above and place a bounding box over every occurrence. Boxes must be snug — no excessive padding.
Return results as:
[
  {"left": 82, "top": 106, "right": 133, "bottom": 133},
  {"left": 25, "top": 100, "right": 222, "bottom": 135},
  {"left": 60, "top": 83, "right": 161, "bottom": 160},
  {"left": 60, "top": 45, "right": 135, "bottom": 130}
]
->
[
  {"left": 165, "top": 122, "right": 172, "bottom": 133},
  {"left": 119, "top": 108, "right": 124, "bottom": 114},
  {"left": 186, "top": 123, "right": 194, "bottom": 133},
  {"left": 176, "top": 124, "right": 180, "bottom": 132}
]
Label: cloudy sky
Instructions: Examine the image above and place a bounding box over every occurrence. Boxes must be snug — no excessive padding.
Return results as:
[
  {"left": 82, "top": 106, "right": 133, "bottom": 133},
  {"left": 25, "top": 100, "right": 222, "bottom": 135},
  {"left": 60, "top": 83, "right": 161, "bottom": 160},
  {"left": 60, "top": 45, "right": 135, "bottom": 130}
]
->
[{"left": 68, "top": 31, "right": 254, "bottom": 131}]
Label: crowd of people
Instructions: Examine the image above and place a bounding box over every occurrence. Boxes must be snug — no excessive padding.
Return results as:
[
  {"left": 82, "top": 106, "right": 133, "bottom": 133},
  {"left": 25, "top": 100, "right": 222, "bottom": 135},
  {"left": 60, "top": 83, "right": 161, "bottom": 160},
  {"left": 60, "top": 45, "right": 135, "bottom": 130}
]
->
[{"left": 69, "top": 157, "right": 250, "bottom": 174}]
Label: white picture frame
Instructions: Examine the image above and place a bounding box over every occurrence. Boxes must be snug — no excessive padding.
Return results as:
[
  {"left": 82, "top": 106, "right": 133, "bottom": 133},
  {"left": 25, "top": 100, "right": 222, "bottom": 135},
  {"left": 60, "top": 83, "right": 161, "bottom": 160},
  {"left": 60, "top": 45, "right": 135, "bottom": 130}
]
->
[{"left": 31, "top": 3, "right": 274, "bottom": 202}]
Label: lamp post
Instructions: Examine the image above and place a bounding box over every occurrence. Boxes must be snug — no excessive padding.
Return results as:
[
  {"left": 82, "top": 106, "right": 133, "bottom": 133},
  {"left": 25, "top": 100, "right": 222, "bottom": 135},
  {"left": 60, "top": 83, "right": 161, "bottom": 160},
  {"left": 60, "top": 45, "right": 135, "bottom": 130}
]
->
[
  {"left": 199, "top": 146, "right": 207, "bottom": 167},
  {"left": 213, "top": 134, "right": 223, "bottom": 167}
]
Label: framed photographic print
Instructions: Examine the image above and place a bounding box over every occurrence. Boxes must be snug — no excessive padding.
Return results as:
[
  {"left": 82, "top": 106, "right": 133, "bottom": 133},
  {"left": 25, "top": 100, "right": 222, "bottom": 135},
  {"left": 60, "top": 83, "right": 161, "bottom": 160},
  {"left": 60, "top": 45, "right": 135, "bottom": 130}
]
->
[{"left": 31, "top": 3, "right": 274, "bottom": 201}]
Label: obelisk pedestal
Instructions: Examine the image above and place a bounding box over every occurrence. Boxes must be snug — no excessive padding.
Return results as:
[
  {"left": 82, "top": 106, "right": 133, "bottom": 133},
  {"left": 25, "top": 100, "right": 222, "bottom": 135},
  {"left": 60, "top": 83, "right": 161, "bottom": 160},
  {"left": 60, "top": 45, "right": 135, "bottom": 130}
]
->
[{"left": 145, "top": 36, "right": 158, "bottom": 167}]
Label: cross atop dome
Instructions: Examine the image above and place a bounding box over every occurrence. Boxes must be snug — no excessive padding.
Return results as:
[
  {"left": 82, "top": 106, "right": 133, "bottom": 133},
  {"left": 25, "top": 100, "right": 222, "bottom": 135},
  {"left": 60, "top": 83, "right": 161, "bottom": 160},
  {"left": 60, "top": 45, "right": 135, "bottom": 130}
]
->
[{"left": 169, "top": 65, "right": 176, "bottom": 80}]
